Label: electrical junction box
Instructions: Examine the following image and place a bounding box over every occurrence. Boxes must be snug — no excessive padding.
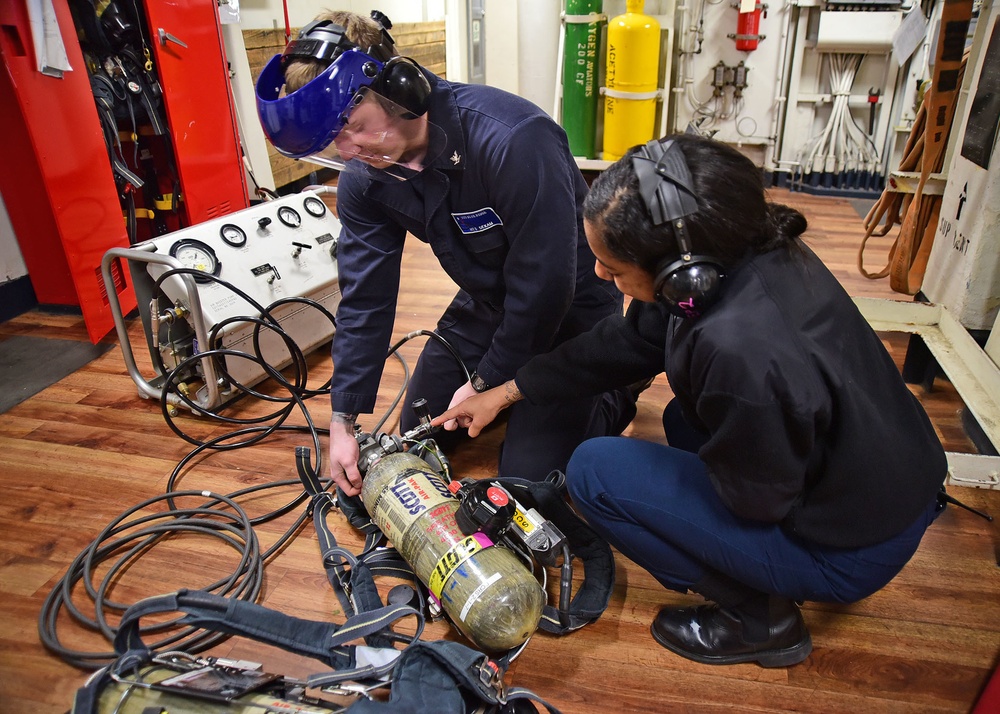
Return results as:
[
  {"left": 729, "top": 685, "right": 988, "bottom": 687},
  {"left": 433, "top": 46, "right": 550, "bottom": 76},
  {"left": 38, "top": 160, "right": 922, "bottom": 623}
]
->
[
  {"left": 110, "top": 190, "right": 342, "bottom": 410},
  {"left": 815, "top": 11, "right": 903, "bottom": 53}
]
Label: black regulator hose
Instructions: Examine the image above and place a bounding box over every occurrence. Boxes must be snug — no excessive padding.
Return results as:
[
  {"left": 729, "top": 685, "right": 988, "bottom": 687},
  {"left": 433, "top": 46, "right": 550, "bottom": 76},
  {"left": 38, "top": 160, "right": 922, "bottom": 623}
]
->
[{"left": 559, "top": 543, "right": 573, "bottom": 630}]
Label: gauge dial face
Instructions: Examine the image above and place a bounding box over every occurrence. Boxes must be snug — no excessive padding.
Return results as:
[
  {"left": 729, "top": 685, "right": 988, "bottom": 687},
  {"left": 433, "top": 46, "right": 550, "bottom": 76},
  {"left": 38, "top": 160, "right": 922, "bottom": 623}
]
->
[
  {"left": 220, "top": 223, "right": 247, "bottom": 248},
  {"left": 303, "top": 196, "right": 327, "bottom": 218},
  {"left": 277, "top": 205, "right": 302, "bottom": 228},
  {"left": 170, "top": 239, "right": 220, "bottom": 282}
]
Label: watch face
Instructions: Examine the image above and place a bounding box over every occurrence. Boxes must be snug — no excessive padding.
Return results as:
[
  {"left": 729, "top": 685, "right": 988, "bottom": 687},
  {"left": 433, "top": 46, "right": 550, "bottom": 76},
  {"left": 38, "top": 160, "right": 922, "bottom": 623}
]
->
[{"left": 471, "top": 373, "right": 488, "bottom": 392}]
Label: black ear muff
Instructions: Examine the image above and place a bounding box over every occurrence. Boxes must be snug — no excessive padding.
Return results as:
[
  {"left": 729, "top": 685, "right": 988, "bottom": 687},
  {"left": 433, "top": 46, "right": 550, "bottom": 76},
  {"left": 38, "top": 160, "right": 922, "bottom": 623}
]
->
[
  {"left": 372, "top": 56, "right": 431, "bottom": 118},
  {"left": 652, "top": 252, "right": 724, "bottom": 320},
  {"left": 633, "top": 139, "right": 725, "bottom": 319}
]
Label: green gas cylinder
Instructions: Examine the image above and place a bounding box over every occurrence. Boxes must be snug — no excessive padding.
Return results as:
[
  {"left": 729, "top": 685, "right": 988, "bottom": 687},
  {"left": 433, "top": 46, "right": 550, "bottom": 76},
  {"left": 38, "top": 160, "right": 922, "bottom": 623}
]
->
[{"left": 562, "top": 0, "right": 603, "bottom": 158}]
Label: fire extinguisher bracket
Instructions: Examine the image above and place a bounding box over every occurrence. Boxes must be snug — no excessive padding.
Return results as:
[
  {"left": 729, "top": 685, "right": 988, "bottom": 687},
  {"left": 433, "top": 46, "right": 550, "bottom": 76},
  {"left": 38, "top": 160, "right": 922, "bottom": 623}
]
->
[{"left": 731, "top": 3, "right": 767, "bottom": 51}]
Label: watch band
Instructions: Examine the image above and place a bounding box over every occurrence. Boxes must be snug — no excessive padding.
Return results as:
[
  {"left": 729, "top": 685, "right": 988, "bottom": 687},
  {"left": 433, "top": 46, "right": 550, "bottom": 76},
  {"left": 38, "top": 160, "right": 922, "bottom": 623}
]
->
[{"left": 470, "top": 371, "right": 490, "bottom": 393}]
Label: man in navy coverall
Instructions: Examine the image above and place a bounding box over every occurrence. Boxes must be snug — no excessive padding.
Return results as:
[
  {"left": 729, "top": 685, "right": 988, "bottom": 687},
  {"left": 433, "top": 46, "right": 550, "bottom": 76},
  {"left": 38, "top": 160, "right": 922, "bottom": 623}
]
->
[{"left": 256, "top": 10, "right": 635, "bottom": 495}]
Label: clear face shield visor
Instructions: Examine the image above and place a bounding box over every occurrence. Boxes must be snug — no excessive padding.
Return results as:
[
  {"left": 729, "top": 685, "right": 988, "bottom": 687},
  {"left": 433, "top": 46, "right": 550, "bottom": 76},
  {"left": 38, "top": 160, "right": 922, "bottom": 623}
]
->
[
  {"left": 255, "top": 50, "right": 445, "bottom": 183},
  {"left": 303, "top": 86, "right": 447, "bottom": 181}
]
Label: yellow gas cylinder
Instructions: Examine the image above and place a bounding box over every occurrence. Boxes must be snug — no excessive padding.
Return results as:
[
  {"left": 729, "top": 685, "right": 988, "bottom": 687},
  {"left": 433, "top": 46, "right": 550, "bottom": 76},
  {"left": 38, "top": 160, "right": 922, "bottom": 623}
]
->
[{"left": 603, "top": 0, "right": 661, "bottom": 161}]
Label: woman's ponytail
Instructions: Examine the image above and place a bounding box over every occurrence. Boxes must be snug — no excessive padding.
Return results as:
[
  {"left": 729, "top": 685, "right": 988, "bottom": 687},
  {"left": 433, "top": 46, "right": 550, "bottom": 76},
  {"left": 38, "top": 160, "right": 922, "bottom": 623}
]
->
[{"left": 761, "top": 202, "right": 808, "bottom": 251}]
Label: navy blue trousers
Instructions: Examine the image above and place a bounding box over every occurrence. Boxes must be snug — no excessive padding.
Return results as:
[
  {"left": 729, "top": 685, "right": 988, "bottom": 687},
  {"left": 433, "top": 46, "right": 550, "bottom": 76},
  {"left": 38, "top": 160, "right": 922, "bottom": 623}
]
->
[
  {"left": 401, "top": 291, "right": 634, "bottom": 482},
  {"left": 565, "top": 401, "right": 943, "bottom": 604}
]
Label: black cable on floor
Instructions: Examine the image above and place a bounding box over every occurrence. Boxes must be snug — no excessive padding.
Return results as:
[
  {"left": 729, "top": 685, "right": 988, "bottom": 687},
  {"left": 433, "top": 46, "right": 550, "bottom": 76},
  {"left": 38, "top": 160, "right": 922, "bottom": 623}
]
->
[
  {"left": 37, "top": 490, "right": 261, "bottom": 670},
  {"left": 38, "top": 265, "right": 471, "bottom": 669}
]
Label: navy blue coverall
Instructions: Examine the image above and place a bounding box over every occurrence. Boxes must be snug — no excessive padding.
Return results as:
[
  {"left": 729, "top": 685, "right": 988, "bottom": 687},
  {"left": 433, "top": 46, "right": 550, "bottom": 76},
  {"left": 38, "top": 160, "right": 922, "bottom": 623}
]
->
[{"left": 330, "top": 69, "right": 632, "bottom": 479}]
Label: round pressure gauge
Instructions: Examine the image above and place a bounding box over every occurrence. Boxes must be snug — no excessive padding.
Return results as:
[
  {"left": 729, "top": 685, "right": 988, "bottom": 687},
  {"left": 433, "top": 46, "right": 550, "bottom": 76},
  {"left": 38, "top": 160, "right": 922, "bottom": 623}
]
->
[
  {"left": 170, "top": 239, "right": 221, "bottom": 282},
  {"left": 303, "top": 195, "right": 327, "bottom": 218},
  {"left": 219, "top": 223, "right": 247, "bottom": 248},
  {"left": 277, "top": 205, "right": 302, "bottom": 228}
]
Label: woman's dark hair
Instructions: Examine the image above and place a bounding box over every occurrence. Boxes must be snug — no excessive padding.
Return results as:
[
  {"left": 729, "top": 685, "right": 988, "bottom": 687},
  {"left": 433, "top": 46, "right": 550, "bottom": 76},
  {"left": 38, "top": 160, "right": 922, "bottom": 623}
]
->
[{"left": 583, "top": 133, "right": 808, "bottom": 273}]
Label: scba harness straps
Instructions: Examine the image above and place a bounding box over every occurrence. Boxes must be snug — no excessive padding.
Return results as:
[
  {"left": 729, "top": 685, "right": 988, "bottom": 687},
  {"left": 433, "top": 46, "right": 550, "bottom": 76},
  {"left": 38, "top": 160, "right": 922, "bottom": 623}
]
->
[
  {"left": 295, "top": 445, "right": 422, "bottom": 641},
  {"left": 73, "top": 590, "right": 560, "bottom": 714}
]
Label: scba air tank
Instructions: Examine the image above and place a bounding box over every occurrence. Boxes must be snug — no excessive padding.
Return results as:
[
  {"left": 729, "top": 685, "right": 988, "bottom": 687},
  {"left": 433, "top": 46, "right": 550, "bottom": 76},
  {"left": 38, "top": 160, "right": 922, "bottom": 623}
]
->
[
  {"left": 603, "top": 0, "right": 661, "bottom": 161},
  {"left": 361, "top": 452, "right": 545, "bottom": 652}
]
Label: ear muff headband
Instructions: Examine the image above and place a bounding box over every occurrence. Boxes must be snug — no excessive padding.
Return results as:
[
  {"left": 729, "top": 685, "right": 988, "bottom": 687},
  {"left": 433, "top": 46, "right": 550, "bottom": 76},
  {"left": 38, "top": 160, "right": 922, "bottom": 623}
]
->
[
  {"left": 632, "top": 139, "right": 725, "bottom": 319},
  {"left": 282, "top": 19, "right": 430, "bottom": 118},
  {"left": 281, "top": 19, "right": 359, "bottom": 67}
]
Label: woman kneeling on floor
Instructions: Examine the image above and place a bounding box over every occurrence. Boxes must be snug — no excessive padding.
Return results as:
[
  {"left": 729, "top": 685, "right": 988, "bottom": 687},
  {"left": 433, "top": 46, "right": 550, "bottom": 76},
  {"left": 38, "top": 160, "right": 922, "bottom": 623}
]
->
[{"left": 433, "top": 133, "right": 947, "bottom": 667}]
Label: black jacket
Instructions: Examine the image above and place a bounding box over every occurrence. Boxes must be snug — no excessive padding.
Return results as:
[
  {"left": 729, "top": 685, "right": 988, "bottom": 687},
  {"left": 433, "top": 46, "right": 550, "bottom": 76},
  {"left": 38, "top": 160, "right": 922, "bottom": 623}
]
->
[{"left": 516, "top": 242, "right": 946, "bottom": 548}]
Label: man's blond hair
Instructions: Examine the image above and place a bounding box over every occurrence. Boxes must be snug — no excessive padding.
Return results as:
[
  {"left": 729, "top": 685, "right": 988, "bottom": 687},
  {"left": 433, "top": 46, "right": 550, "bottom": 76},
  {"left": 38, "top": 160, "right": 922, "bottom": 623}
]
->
[{"left": 284, "top": 11, "right": 385, "bottom": 93}]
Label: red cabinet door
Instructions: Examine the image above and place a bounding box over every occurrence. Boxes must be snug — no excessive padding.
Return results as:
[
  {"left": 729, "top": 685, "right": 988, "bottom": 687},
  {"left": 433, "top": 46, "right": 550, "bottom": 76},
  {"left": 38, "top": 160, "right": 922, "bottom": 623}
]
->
[
  {"left": 0, "top": 0, "right": 136, "bottom": 341},
  {"left": 0, "top": 1, "right": 249, "bottom": 342},
  {"left": 142, "top": 0, "right": 249, "bottom": 222}
]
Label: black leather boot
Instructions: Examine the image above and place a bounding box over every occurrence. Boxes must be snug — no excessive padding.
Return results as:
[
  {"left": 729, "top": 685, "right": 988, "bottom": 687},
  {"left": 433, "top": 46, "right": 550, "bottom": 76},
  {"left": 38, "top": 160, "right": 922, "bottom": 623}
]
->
[{"left": 650, "top": 595, "right": 812, "bottom": 667}]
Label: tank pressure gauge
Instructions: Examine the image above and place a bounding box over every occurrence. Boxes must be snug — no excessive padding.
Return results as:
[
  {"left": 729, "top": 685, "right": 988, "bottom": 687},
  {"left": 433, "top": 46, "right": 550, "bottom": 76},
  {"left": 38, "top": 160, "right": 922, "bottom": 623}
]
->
[
  {"left": 303, "top": 195, "right": 327, "bottom": 218},
  {"left": 170, "top": 239, "right": 221, "bottom": 283},
  {"left": 277, "top": 205, "right": 302, "bottom": 228},
  {"left": 219, "top": 223, "right": 247, "bottom": 248}
]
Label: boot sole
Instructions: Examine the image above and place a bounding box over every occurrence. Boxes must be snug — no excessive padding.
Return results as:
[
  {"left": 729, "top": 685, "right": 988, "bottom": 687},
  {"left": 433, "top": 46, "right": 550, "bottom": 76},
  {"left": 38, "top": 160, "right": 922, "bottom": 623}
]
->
[{"left": 650, "top": 623, "right": 813, "bottom": 668}]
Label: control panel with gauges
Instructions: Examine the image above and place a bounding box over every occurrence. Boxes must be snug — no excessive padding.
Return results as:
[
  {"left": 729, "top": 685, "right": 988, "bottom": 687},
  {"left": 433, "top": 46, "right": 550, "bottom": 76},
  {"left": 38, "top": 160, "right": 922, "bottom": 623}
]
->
[{"left": 101, "top": 190, "right": 342, "bottom": 412}]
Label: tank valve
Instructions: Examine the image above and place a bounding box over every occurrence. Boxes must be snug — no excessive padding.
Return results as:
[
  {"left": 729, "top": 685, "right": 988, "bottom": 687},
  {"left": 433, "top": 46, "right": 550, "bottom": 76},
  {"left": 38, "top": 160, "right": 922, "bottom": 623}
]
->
[{"left": 409, "top": 397, "right": 435, "bottom": 439}]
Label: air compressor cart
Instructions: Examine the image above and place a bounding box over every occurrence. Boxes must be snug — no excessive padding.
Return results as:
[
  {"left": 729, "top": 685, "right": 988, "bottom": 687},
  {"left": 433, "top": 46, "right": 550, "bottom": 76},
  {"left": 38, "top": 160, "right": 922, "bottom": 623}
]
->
[{"left": 100, "top": 190, "right": 342, "bottom": 413}]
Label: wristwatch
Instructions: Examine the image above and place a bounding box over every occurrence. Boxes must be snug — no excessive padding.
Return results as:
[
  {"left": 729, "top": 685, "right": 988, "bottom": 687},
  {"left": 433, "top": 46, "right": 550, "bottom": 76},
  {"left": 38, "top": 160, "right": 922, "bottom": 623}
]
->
[
  {"left": 332, "top": 411, "right": 358, "bottom": 424},
  {"left": 470, "top": 371, "right": 490, "bottom": 393}
]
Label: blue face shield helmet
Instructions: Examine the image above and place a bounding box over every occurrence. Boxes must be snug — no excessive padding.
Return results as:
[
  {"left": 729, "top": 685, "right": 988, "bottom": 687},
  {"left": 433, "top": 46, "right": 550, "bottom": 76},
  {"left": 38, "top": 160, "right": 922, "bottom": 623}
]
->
[
  {"left": 255, "top": 47, "right": 442, "bottom": 178},
  {"left": 256, "top": 48, "right": 377, "bottom": 161}
]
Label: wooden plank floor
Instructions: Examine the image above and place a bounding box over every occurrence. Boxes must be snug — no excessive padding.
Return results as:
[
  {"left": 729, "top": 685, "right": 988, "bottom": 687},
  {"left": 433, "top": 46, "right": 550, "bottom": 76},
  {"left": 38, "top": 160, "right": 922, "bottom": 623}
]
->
[{"left": 1, "top": 188, "right": 997, "bottom": 712}]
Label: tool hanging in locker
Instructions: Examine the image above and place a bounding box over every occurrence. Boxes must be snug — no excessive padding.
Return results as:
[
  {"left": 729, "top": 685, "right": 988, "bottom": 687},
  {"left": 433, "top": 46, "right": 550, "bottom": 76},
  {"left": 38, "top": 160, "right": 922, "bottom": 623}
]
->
[{"left": 69, "top": 0, "right": 183, "bottom": 244}]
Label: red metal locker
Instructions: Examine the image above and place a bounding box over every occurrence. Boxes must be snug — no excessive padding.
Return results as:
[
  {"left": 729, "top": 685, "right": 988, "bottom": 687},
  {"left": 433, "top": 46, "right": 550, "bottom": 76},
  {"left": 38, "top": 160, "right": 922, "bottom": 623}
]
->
[
  {"left": 0, "top": 0, "right": 249, "bottom": 343},
  {"left": 0, "top": 0, "right": 134, "bottom": 338},
  {"left": 141, "top": 0, "right": 248, "bottom": 222}
]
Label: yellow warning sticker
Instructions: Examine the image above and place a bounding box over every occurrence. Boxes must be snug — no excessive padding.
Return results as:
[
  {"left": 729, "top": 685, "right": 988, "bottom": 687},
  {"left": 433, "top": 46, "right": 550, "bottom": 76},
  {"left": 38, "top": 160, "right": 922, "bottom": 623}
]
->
[
  {"left": 428, "top": 533, "right": 492, "bottom": 598},
  {"left": 512, "top": 508, "right": 536, "bottom": 534}
]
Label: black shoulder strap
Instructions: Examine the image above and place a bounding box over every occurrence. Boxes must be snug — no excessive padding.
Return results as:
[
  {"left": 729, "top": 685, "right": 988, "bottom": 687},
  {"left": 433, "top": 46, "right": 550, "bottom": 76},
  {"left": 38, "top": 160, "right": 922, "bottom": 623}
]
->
[
  {"left": 348, "top": 640, "right": 562, "bottom": 714},
  {"left": 75, "top": 591, "right": 561, "bottom": 714},
  {"left": 111, "top": 589, "right": 420, "bottom": 677},
  {"left": 296, "top": 446, "right": 411, "bottom": 642},
  {"left": 73, "top": 588, "right": 421, "bottom": 714}
]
